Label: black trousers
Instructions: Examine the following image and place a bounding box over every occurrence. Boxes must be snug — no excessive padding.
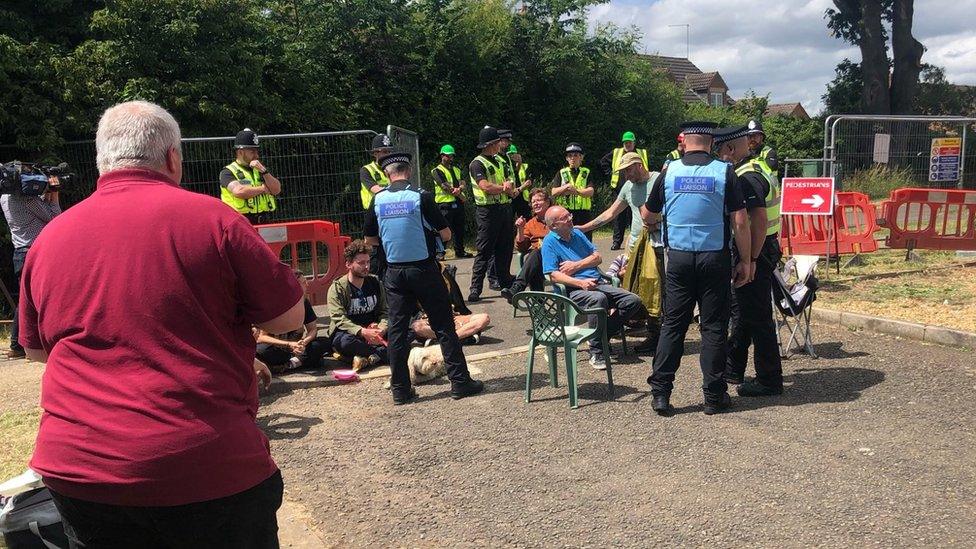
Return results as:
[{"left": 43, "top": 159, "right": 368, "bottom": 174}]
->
[
  {"left": 511, "top": 193, "right": 531, "bottom": 220},
  {"left": 385, "top": 260, "right": 472, "bottom": 393},
  {"left": 256, "top": 338, "right": 331, "bottom": 370},
  {"left": 244, "top": 212, "right": 274, "bottom": 225},
  {"left": 569, "top": 209, "right": 593, "bottom": 240},
  {"left": 726, "top": 239, "right": 783, "bottom": 387},
  {"left": 9, "top": 248, "right": 27, "bottom": 352},
  {"left": 369, "top": 243, "right": 387, "bottom": 280},
  {"left": 612, "top": 206, "right": 632, "bottom": 247},
  {"left": 438, "top": 202, "right": 466, "bottom": 255},
  {"left": 49, "top": 470, "right": 283, "bottom": 549},
  {"left": 470, "top": 204, "right": 513, "bottom": 294},
  {"left": 649, "top": 249, "right": 731, "bottom": 400},
  {"left": 514, "top": 248, "right": 545, "bottom": 291}
]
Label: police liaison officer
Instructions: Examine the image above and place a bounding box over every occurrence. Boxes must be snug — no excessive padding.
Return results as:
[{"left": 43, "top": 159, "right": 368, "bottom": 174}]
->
[
  {"left": 431, "top": 144, "right": 470, "bottom": 258},
  {"left": 717, "top": 125, "right": 785, "bottom": 397},
  {"left": 467, "top": 126, "right": 516, "bottom": 302},
  {"left": 361, "top": 134, "right": 394, "bottom": 276},
  {"left": 363, "top": 151, "right": 485, "bottom": 405},
  {"left": 219, "top": 128, "right": 281, "bottom": 225},
  {"left": 551, "top": 142, "right": 595, "bottom": 240},
  {"left": 640, "top": 121, "right": 753, "bottom": 416}
]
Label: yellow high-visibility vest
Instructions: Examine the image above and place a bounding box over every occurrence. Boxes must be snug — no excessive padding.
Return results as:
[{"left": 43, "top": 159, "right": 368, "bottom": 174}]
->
[
  {"left": 431, "top": 164, "right": 462, "bottom": 204},
  {"left": 469, "top": 155, "right": 510, "bottom": 205},
  {"left": 609, "top": 147, "right": 648, "bottom": 188},
  {"left": 735, "top": 161, "right": 781, "bottom": 236},
  {"left": 554, "top": 167, "right": 591, "bottom": 211},
  {"left": 360, "top": 161, "right": 390, "bottom": 209},
  {"left": 221, "top": 162, "right": 277, "bottom": 214}
]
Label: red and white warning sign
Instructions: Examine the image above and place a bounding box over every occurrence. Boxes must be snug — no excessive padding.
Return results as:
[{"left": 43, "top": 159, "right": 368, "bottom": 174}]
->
[{"left": 780, "top": 177, "right": 835, "bottom": 216}]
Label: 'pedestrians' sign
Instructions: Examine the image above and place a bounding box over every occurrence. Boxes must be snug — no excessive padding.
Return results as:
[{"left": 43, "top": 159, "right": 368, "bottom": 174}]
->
[
  {"left": 780, "top": 177, "right": 835, "bottom": 216},
  {"left": 929, "top": 137, "right": 961, "bottom": 182}
]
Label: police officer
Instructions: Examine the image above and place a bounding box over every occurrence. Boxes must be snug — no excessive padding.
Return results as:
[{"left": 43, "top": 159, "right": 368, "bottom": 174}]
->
[
  {"left": 745, "top": 119, "right": 779, "bottom": 177},
  {"left": 468, "top": 126, "right": 516, "bottom": 302},
  {"left": 716, "top": 126, "right": 784, "bottom": 397},
  {"left": 363, "top": 151, "right": 485, "bottom": 405},
  {"left": 507, "top": 144, "right": 533, "bottom": 220},
  {"left": 219, "top": 128, "right": 281, "bottom": 225},
  {"left": 662, "top": 132, "right": 685, "bottom": 170},
  {"left": 600, "top": 131, "right": 649, "bottom": 250},
  {"left": 486, "top": 129, "right": 519, "bottom": 291},
  {"left": 361, "top": 133, "right": 394, "bottom": 276},
  {"left": 430, "top": 144, "right": 471, "bottom": 258},
  {"left": 360, "top": 133, "right": 393, "bottom": 209},
  {"left": 641, "top": 121, "right": 753, "bottom": 416},
  {"left": 551, "top": 142, "right": 595, "bottom": 240}
]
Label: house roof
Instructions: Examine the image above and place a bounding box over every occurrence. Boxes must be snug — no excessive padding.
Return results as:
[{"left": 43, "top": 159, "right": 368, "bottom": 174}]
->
[
  {"left": 766, "top": 102, "right": 810, "bottom": 119},
  {"left": 640, "top": 54, "right": 706, "bottom": 85}
]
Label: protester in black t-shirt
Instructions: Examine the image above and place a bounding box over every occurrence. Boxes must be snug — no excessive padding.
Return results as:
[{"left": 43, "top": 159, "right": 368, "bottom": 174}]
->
[{"left": 254, "top": 268, "right": 331, "bottom": 372}]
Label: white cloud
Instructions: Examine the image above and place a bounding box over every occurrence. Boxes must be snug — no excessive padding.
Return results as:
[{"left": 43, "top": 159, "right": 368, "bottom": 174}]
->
[{"left": 589, "top": 0, "right": 976, "bottom": 114}]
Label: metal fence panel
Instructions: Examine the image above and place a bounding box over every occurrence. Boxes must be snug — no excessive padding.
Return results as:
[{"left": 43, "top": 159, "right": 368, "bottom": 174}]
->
[
  {"left": 386, "top": 125, "right": 421, "bottom": 188},
  {"left": 823, "top": 115, "right": 975, "bottom": 190}
]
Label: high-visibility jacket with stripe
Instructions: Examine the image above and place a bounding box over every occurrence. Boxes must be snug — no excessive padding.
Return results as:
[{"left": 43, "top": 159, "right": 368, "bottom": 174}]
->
[
  {"left": 757, "top": 146, "right": 778, "bottom": 177},
  {"left": 221, "top": 162, "right": 277, "bottom": 214},
  {"left": 609, "top": 147, "right": 648, "bottom": 188},
  {"left": 469, "top": 155, "right": 511, "bottom": 205},
  {"left": 517, "top": 163, "right": 531, "bottom": 201},
  {"left": 735, "top": 159, "right": 781, "bottom": 237},
  {"left": 431, "top": 164, "right": 463, "bottom": 204},
  {"left": 360, "top": 161, "right": 390, "bottom": 209},
  {"left": 554, "top": 167, "right": 591, "bottom": 211}
]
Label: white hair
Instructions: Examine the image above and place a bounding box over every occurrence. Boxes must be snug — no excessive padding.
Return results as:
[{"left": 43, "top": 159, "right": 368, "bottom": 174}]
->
[
  {"left": 383, "top": 161, "right": 411, "bottom": 177},
  {"left": 95, "top": 101, "right": 182, "bottom": 175}
]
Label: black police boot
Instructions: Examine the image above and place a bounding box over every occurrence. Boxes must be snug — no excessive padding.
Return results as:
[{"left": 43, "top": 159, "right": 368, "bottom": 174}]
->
[
  {"left": 723, "top": 372, "right": 744, "bottom": 385},
  {"left": 467, "top": 292, "right": 481, "bottom": 303},
  {"left": 703, "top": 392, "right": 732, "bottom": 415},
  {"left": 501, "top": 281, "right": 526, "bottom": 304},
  {"left": 450, "top": 378, "right": 485, "bottom": 400},
  {"left": 651, "top": 394, "right": 673, "bottom": 416},
  {"left": 392, "top": 387, "right": 418, "bottom": 406},
  {"left": 737, "top": 379, "right": 783, "bottom": 397},
  {"left": 634, "top": 337, "right": 658, "bottom": 355},
  {"left": 610, "top": 242, "right": 622, "bottom": 251},
  {"left": 488, "top": 280, "right": 503, "bottom": 292}
]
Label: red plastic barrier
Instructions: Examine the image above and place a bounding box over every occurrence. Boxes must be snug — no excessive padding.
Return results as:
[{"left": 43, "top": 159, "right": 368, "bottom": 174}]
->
[
  {"left": 881, "top": 188, "right": 976, "bottom": 251},
  {"left": 779, "top": 191, "right": 879, "bottom": 256},
  {"left": 255, "top": 221, "right": 352, "bottom": 305}
]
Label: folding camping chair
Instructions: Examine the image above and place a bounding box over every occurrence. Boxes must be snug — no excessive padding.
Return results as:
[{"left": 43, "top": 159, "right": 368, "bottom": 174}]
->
[{"left": 771, "top": 254, "right": 819, "bottom": 358}]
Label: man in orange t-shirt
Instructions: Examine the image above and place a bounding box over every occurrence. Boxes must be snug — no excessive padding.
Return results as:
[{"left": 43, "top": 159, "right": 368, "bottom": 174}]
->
[{"left": 501, "top": 188, "right": 551, "bottom": 303}]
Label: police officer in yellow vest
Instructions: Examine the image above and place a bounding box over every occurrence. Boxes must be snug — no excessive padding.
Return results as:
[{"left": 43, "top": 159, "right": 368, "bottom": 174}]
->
[
  {"left": 551, "top": 142, "right": 595, "bottom": 240},
  {"left": 745, "top": 119, "right": 779, "bottom": 177},
  {"left": 430, "top": 144, "right": 471, "bottom": 258},
  {"left": 467, "top": 126, "right": 516, "bottom": 302},
  {"left": 506, "top": 144, "right": 533, "bottom": 221},
  {"left": 715, "top": 125, "right": 784, "bottom": 398},
  {"left": 600, "top": 131, "right": 648, "bottom": 250},
  {"left": 360, "top": 133, "right": 393, "bottom": 209},
  {"left": 219, "top": 128, "right": 281, "bottom": 225},
  {"left": 662, "top": 132, "right": 685, "bottom": 170}
]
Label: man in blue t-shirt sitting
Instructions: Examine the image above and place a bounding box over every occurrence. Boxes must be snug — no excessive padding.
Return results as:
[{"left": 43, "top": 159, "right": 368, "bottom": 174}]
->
[{"left": 540, "top": 205, "right": 646, "bottom": 368}]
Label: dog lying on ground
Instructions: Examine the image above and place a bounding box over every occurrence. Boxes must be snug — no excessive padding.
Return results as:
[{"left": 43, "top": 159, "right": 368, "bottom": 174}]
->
[{"left": 407, "top": 344, "right": 446, "bottom": 384}]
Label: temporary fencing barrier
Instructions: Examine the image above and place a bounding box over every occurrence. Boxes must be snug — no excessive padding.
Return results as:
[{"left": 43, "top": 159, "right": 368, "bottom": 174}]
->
[
  {"left": 257, "top": 220, "right": 352, "bottom": 305},
  {"left": 880, "top": 188, "right": 976, "bottom": 251},
  {"left": 779, "top": 192, "right": 879, "bottom": 256}
]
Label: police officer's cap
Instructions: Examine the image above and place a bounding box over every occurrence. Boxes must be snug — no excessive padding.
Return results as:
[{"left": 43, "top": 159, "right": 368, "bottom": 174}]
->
[
  {"left": 498, "top": 128, "right": 513, "bottom": 140},
  {"left": 678, "top": 121, "right": 718, "bottom": 136},
  {"left": 378, "top": 150, "right": 412, "bottom": 170},
  {"left": 477, "top": 126, "right": 500, "bottom": 149},
  {"left": 371, "top": 133, "right": 393, "bottom": 152},
  {"left": 745, "top": 119, "right": 765, "bottom": 136},
  {"left": 235, "top": 128, "right": 260, "bottom": 149},
  {"left": 565, "top": 142, "right": 584, "bottom": 155},
  {"left": 713, "top": 125, "right": 750, "bottom": 144}
]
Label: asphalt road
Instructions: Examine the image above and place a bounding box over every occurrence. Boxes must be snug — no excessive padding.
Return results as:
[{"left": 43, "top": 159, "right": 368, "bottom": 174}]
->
[{"left": 263, "top": 318, "right": 976, "bottom": 547}]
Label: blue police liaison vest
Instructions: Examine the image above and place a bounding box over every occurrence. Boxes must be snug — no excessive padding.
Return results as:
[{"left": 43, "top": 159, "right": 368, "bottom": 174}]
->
[
  {"left": 373, "top": 187, "right": 433, "bottom": 263},
  {"left": 663, "top": 159, "right": 728, "bottom": 252}
]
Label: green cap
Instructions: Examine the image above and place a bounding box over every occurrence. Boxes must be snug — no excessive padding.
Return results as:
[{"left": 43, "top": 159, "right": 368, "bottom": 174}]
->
[
  {"left": 621, "top": 131, "right": 636, "bottom": 142},
  {"left": 507, "top": 144, "right": 518, "bottom": 154},
  {"left": 439, "top": 144, "right": 455, "bottom": 155}
]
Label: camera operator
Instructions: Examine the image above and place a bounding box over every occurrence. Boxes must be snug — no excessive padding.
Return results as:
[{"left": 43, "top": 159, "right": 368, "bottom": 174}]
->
[{"left": 1, "top": 169, "right": 61, "bottom": 359}]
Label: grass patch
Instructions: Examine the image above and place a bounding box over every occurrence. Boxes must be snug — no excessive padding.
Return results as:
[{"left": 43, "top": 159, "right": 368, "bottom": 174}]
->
[
  {"left": 0, "top": 409, "right": 40, "bottom": 481},
  {"left": 832, "top": 249, "right": 966, "bottom": 280},
  {"left": 864, "top": 281, "right": 970, "bottom": 305},
  {"left": 842, "top": 165, "right": 916, "bottom": 200}
]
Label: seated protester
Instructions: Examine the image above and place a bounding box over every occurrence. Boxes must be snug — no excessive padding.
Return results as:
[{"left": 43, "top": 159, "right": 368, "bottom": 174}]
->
[
  {"left": 412, "top": 261, "right": 489, "bottom": 345},
  {"left": 541, "top": 205, "right": 646, "bottom": 369},
  {"left": 501, "top": 188, "right": 551, "bottom": 303},
  {"left": 412, "top": 311, "right": 490, "bottom": 346},
  {"left": 254, "top": 268, "right": 330, "bottom": 373},
  {"left": 327, "top": 240, "right": 390, "bottom": 371}
]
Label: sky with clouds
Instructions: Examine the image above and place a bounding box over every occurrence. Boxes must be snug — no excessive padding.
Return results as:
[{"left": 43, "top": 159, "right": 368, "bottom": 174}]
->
[{"left": 588, "top": 0, "right": 976, "bottom": 114}]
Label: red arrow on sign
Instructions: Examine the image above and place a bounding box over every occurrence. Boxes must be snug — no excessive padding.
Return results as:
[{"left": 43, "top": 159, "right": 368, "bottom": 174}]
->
[{"left": 780, "top": 177, "right": 835, "bottom": 215}]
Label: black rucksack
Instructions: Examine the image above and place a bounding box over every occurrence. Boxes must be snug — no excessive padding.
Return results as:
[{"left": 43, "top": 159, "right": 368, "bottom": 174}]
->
[{"left": 0, "top": 487, "right": 69, "bottom": 549}]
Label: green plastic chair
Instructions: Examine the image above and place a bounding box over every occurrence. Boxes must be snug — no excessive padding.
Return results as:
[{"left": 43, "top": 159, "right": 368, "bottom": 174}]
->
[
  {"left": 512, "top": 291, "right": 614, "bottom": 409},
  {"left": 548, "top": 273, "right": 628, "bottom": 356}
]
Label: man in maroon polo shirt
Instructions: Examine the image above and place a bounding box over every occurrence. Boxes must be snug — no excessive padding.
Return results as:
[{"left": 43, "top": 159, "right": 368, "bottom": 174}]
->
[{"left": 17, "top": 100, "right": 306, "bottom": 548}]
